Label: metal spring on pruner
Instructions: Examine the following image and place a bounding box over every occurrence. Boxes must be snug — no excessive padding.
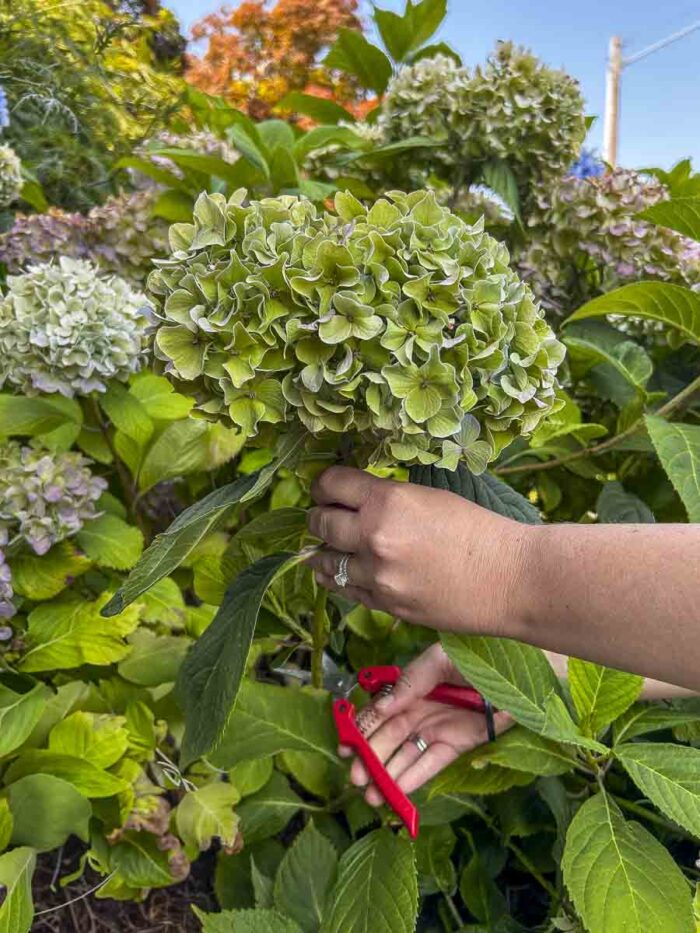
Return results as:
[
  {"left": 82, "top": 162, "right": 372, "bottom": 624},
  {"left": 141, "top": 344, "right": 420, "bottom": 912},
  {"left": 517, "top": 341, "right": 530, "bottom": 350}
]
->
[{"left": 377, "top": 684, "right": 394, "bottom": 699}]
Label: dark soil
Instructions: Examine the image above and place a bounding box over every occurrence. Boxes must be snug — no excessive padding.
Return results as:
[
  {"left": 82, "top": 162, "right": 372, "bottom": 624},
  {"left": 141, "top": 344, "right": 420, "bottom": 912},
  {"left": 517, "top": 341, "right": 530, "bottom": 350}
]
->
[{"left": 31, "top": 847, "right": 217, "bottom": 932}]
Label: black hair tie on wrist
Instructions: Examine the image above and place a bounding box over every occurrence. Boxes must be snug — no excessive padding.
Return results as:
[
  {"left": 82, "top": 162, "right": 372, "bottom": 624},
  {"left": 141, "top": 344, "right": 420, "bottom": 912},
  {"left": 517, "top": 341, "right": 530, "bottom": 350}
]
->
[{"left": 484, "top": 699, "right": 496, "bottom": 743}]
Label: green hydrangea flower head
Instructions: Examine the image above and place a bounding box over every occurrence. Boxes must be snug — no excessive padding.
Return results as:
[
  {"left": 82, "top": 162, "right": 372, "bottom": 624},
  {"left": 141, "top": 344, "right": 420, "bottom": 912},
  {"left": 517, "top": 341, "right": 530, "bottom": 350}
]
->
[
  {"left": 149, "top": 189, "right": 565, "bottom": 470},
  {"left": 0, "top": 144, "right": 22, "bottom": 207},
  {"left": 0, "top": 257, "right": 151, "bottom": 397},
  {"left": 0, "top": 441, "right": 106, "bottom": 556},
  {"left": 378, "top": 45, "right": 585, "bottom": 201}
]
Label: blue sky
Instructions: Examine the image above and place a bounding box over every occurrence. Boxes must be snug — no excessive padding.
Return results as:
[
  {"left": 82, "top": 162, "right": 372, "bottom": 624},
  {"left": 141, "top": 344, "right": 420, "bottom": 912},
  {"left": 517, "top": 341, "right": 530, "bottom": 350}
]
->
[{"left": 165, "top": 0, "right": 700, "bottom": 170}]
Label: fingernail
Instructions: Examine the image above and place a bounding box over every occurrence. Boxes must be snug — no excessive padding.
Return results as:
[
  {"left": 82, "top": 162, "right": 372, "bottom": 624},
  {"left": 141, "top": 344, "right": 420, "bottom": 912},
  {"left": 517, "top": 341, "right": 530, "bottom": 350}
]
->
[{"left": 375, "top": 692, "right": 396, "bottom": 712}]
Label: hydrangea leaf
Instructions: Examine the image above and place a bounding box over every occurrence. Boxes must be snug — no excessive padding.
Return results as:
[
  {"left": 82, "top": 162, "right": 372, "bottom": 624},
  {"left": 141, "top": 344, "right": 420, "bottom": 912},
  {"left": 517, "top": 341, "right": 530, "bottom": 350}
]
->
[
  {"left": 568, "top": 658, "right": 643, "bottom": 737},
  {"left": 322, "top": 828, "right": 418, "bottom": 933},
  {"left": 0, "top": 847, "right": 36, "bottom": 933},
  {"left": 118, "top": 628, "right": 191, "bottom": 687},
  {"left": 128, "top": 373, "right": 194, "bottom": 420},
  {"left": 175, "top": 783, "right": 241, "bottom": 856},
  {"left": 8, "top": 774, "right": 91, "bottom": 852},
  {"left": 4, "top": 751, "right": 128, "bottom": 798},
  {"left": 273, "top": 822, "right": 338, "bottom": 932},
  {"left": 561, "top": 793, "right": 693, "bottom": 933},
  {"left": 10, "top": 541, "right": 91, "bottom": 600},
  {"left": 48, "top": 711, "right": 129, "bottom": 769},
  {"left": 75, "top": 514, "right": 144, "bottom": 571},
  {"left": 194, "top": 907, "right": 301, "bottom": 933},
  {"left": 646, "top": 415, "right": 700, "bottom": 522},
  {"left": 0, "top": 684, "right": 51, "bottom": 759}
]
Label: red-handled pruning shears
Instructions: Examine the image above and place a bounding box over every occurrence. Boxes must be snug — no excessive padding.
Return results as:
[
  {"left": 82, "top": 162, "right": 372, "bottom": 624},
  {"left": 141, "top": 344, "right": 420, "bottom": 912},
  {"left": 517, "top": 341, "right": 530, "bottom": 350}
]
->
[{"left": 274, "top": 659, "right": 488, "bottom": 839}]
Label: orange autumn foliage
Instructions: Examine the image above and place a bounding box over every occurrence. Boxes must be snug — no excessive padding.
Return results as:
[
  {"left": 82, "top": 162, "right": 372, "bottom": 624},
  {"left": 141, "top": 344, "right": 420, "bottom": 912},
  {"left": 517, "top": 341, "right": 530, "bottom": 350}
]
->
[{"left": 185, "top": 0, "right": 363, "bottom": 120}]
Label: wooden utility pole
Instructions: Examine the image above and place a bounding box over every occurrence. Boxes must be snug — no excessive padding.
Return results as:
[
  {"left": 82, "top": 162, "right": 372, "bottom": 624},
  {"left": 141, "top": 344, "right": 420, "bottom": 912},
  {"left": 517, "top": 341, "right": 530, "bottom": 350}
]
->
[{"left": 603, "top": 36, "right": 622, "bottom": 167}]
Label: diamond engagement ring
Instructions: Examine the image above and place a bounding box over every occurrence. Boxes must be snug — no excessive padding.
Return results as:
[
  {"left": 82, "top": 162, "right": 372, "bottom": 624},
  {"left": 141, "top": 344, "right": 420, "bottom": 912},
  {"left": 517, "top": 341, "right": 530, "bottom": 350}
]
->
[
  {"left": 334, "top": 553, "right": 351, "bottom": 588},
  {"left": 409, "top": 733, "right": 429, "bottom": 755}
]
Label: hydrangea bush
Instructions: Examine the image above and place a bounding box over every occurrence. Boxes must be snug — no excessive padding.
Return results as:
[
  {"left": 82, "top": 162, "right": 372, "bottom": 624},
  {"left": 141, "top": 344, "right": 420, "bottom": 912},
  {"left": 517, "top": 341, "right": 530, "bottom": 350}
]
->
[
  {"left": 150, "top": 189, "right": 565, "bottom": 471},
  {"left": 0, "top": 257, "right": 151, "bottom": 396},
  {"left": 517, "top": 168, "right": 700, "bottom": 315},
  {"left": 0, "top": 143, "right": 22, "bottom": 207}
]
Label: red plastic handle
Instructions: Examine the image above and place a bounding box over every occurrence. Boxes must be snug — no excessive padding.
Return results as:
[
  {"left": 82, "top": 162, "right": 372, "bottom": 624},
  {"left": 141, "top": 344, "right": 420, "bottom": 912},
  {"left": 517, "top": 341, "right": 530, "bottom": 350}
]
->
[
  {"left": 358, "top": 666, "right": 487, "bottom": 712},
  {"left": 333, "top": 697, "right": 419, "bottom": 839}
]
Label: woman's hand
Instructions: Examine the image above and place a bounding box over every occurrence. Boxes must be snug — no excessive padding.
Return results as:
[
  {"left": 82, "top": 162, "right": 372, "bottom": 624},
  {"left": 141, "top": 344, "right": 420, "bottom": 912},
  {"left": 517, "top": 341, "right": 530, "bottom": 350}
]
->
[
  {"left": 343, "top": 644, "right": 513, "bottom": 804},
  {"left": 307, "top": 465, "right": 534, "bottom": 637}
]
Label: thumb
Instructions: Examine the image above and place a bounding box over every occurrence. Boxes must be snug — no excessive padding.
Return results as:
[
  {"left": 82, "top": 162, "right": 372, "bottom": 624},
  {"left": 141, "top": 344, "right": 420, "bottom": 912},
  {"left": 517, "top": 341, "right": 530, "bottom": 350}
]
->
[{"left": 373, "top": 642, "right": 455, "bottom": 716}]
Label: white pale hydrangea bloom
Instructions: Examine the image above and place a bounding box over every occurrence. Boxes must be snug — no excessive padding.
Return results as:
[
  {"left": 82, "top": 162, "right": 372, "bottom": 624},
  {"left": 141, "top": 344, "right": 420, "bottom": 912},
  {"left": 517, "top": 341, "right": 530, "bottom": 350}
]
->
[
  {"left": 0, "top": 144, "right": 22, "bottom": 207},
  {"left": 0, "top": 257, "right": 151, "bottom": 396}
]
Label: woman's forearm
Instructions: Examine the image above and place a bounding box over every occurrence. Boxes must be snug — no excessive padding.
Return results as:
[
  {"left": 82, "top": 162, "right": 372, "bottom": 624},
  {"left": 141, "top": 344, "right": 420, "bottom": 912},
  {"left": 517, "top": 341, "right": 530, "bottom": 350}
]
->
[{"left": 510, "top": 523, "right": 700, "bottom": 691}]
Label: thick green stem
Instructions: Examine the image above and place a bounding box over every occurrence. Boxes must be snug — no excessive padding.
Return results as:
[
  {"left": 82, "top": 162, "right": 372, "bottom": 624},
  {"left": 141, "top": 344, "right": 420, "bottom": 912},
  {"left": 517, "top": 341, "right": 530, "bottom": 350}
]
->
[{"left": 311, "top": 586, "right": 328, "bottom": 688}]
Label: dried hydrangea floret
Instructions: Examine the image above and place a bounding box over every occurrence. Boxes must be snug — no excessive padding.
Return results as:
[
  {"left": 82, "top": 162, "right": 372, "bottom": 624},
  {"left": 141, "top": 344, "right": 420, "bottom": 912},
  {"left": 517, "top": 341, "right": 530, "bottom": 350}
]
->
[
  {"left": 149, "top": 188, "right": 565, "bottom": 470},
  {"left": 0, "top": 441, "right": 107, "bottom": 556},
  {"left": 0, "top": 256, "right": 152, "bottom": 397},
  {"left": 0, "top": 143, "right": 22, "bottom": 207},
  {"left": 0, "top": 549, "right": 15, "bottom": 621}
]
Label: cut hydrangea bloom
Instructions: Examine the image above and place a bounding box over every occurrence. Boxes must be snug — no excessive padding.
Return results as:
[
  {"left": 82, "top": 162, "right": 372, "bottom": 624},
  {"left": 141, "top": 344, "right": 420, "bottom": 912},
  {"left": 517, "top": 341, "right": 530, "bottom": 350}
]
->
[
  {"left": 0, "top": 257, "right": 151, "bottom": 397},
  {"left": 149, "top": 188, "right": 565, "bottom": 470},
  {"left": 0, "top": 441, "right": 106, "bottom": 557}
]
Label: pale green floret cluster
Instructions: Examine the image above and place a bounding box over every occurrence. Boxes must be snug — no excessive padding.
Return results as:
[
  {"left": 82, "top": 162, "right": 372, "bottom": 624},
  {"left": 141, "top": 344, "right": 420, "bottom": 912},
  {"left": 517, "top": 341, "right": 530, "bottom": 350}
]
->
[
  {"left": 0, "top": 143, "right": 22, "bottom": 207},
  {"left": 0, "top": 441, "right": 106, "bottom": 556},
  {"left": 150, "top": 189, "right": 564, "bottom": 470},
  {"left": 377, "top": 44, "right": 586, "bottom": 200},
  {"left": 0, "top": 257, "right": 151, "bottom": 397}
]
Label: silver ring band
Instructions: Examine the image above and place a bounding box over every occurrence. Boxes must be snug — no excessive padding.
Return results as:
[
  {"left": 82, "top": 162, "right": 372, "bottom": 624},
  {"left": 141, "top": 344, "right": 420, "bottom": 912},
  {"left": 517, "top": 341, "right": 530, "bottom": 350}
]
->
[
  {"left": 334, "top": 553, "right": 351, "bottom": 588},
  {"left": 409, "top": 733, "right": 428, "bottom": 755}
]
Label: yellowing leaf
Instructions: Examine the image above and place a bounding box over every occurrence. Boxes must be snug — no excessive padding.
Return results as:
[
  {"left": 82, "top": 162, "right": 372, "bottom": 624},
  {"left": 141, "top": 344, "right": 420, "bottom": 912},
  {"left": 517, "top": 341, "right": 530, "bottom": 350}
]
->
[
  {"left": 10, "top": 541, "right": 91, "bottom": 600},
  {"left": 76, "top": 514, "right": 144, "bottom": 571},
  {"left": 176, "top": 782, "right": 240, "bottom": 855},
  {"left": 19, "top": 595, "right": 141, "bottom": 672}
]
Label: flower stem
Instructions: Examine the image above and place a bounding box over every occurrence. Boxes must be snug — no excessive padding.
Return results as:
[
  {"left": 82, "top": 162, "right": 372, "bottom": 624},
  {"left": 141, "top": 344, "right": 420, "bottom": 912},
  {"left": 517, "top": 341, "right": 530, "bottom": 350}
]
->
[{"left": 311, "top": 586, "right": 328, "bottom": 688}]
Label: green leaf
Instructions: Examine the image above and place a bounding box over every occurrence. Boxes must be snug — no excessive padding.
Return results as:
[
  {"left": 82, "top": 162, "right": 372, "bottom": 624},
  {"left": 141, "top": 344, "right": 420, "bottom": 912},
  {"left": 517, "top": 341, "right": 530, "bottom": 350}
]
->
[
  {"left": 373, "top": 8, "right": 414, "bottom": 61},
  {"left": 75, "top": 515, "right": 144, "bottom": 571},
  {"left": 428, "top": 760, "right": 533, "bottom": 798},
  {"left": 226, "top": 128, "right": 271, "bottom": 179},
  {"left": 596, "top": 482, "right": 655, "bottom": 523},
  {"left": 646, "top": 415, "right": 700, "bottom": 521},
  {"left": 10, "top": 541, "right": 91, "bottom": 600},
  {"left": 20, "top": 177, "right": 48, "bottom": 212},
  {"left": 102, "top": 432, "right": 306, "bottom": 617},
  {"left": 459, "top": 854, "right": 507, "bottom": 926},
  {"left": 0, "top": 685, "right": 51, "bottom": 759},
  {"left": 177, "top": 552, "right": 298, "bottom": 767},
  {"left": 568, "top": 658, "right": 643, "bottom": 736},
  {"left": 139, "top": 576, "right": 186, "bottom": 627},
  {"left": 99, "top": 383, "right": 153, "bottom": 445},
  {"left": 118, "top": 628, "right": 191, "bottom": 687},
  {"left": 48, "top": 711, "right": 128, "bottom": 769},
  {"left": 468, "top": 725, "right": 577, "bottom": 776},
  {"left": 324, "top": 30, "right": 393, "bottom": 95},
  {"left": 406, "top": 0, "right": 448, "bottom": 50},
  {"left": 566, "top": 282, "right": 700, "bottom": 345},
  {"left": 107, "top": 831, "right": 177, "bottom": 889},
  {"left": 277, "top": 92, "right": 356, "bottom": 125},
  {"left": 150, "top": 147, "right": 249, "bottom": 187},
  {"left": 415, "top": 824, "right": 456, "bottom": 895},
  {"left": 176, "top": 783, "right": 240, "bottom": 855},
  {"left": 561, "top": 792, "right": 693, "bottom": 933},
  {"left": 616, "top": 743, "right": 700, "bottom": 838},
  {"left": 137, "top": 419, "right": 211, "bottom": 491},
  {"left": 0, "top": 799, "right": 12, "bottom": 853},
  {"left": 322, "top": 828, "right": 418, "bottom": 933},
  {"left": 115, "top": 155, "right": 189, "bottom": 191},
  {"left": 441, "top": 634, "right": 560, "bottom": 732},
  {"left": 4, "top": 751, "right": 127, "bottom": 798},
  {"left": 210, "top": 681, "right": 337, "bottom": 769},
  {"left": 8, "top": 774, "right": 91, "bottom": 852},
  {"left": 273, "top": 823, "right": 338, "bottom": 932},
  {"left": 194, "top": 906, "right": 301, "bottom": 933},
  {"left": 614, "top": 702, "right": 700, "bottom": 745},
  {"left": 481, "top": 159, "right": 521, "bottom": 223},
  {"left": 540, "top": 692, "right": 608, "bottom": 754},
  {"left": 638, "top": 197, "right": 700, "bottom": 242},
  {"left": 0, "top": 394, "right": 70, "bottom": 437},
  {"left": 129, "top": 373, "right": 194, "bottom": 421},
  {"left": 269, "top": 146, "right": 300, "bottom": 192},
  {"left": 20, "top": 596, "right": 140, "bottom": 672},
  {"left": 228, "top": 758, "right": 274, "bottom": 798},
  {"left": 0, "top": 847, "right": 35, "bottom": 933},
  {"left": 410, "top": 463, "right": 541, "bottom": 523},
  {"left": 152, "top": 189, "right": 194, "bottom": 223},
  {"left": 237, "top": 772, "right": 303, "bottom": 845},
  {"left": 564, "top": 321, "right": 653, "bottom": 395}
]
